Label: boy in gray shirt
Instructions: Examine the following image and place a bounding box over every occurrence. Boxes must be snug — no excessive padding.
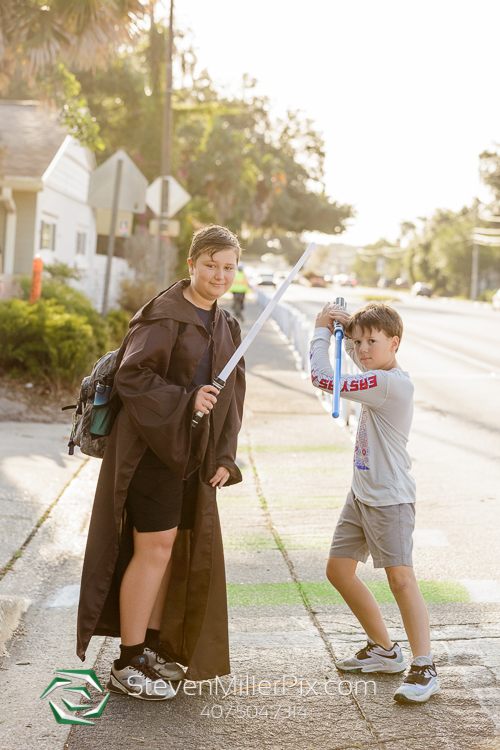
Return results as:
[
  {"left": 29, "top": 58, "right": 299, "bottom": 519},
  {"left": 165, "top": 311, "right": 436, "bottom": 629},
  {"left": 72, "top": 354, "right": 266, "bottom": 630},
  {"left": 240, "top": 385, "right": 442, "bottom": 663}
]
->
[{"left": 309, "top": 301, "right": 439, "bottom": 704}]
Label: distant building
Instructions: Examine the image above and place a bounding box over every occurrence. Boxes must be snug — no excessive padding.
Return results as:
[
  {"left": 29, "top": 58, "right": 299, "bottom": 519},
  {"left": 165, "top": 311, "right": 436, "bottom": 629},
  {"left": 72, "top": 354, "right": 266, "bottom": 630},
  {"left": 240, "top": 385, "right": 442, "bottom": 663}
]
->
[{"left": 0, "top": 100, "right": 132, "bottom": 309}]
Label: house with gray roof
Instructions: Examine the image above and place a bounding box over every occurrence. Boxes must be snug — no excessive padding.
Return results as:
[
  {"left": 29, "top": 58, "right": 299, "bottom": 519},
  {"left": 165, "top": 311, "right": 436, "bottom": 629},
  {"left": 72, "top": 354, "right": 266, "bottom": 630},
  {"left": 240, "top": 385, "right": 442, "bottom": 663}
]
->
[{"left": 0, "top": 100, "right": 132, "bottom": 309}]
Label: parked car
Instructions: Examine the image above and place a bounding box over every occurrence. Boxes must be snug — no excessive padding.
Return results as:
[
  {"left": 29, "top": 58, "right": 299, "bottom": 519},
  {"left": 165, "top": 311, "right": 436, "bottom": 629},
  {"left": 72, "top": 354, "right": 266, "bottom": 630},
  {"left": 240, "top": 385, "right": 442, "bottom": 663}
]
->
[
  {"left": 377, "top": 276, "right": 393, "bottom": 289},
  {"left": 395, "top": 278, "right": 410, "bottom": 289},
  {"left": 338, "top": 274, "right": 357, "bottom": 287},
  {"left": 411, "top": 282, "right": 432, "bottom": 297},
  {"left": 257, "top": 273, "right": 276, "bottom": 287},
  {"left": 309, "top": 275, "right": 328, "bottom": 287},
  {"left": 492, "top": 288, "right": 500, "bottom": 311}
]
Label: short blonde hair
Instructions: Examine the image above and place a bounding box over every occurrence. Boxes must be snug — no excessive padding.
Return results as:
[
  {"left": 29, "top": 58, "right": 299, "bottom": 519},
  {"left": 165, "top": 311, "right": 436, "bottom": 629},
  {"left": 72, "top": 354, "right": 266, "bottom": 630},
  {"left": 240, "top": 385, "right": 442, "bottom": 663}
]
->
[
  {"left": 346, "top": 302, "right": 403, "bottom": 350},
  {"left": 188, "top": 225, "right": 241, "bottom": 264}
]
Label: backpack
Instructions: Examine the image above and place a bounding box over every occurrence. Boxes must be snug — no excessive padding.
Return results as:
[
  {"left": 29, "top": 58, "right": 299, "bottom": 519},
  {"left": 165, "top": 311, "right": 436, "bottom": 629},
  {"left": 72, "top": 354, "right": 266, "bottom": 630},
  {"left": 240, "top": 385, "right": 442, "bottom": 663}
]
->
[
  {"left": 64, "top": 347, "right": 123, "bottom": 458},
  {"left": 63, "top": 307, "right": 234, "bottom": 459}
]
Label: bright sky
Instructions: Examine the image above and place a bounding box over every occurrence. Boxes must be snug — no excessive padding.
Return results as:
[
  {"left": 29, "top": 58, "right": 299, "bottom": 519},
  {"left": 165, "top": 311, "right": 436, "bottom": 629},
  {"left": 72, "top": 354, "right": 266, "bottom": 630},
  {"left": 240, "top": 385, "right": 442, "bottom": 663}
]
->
[{"left": 159, "top": 0, "right": 500, "bottom": 246}]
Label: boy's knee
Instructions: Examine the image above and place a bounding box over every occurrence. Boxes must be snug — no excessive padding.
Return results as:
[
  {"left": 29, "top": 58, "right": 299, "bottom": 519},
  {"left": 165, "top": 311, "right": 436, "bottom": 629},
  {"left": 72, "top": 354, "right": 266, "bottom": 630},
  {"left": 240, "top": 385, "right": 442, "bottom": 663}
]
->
[
  {"left": 386, "top": 567, "right": 415, "bottom": 593},
  {"left": 326, "top": 558, "right": 351, "bottom": 588}
]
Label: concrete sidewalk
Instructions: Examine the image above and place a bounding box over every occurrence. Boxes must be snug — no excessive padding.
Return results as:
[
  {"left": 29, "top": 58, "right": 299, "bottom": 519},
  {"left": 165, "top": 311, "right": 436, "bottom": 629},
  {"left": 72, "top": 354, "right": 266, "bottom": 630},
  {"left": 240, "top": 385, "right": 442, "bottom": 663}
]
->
[{"left": 1, "top": 301, "right": 500, "bottom": 749}]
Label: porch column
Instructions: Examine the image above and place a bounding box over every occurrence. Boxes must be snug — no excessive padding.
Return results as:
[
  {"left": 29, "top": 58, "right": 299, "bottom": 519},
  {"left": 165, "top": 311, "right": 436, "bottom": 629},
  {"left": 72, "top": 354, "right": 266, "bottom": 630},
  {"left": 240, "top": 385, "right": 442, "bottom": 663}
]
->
[{"left": 0, "top": 187, "right": 17, "bottom": 275}]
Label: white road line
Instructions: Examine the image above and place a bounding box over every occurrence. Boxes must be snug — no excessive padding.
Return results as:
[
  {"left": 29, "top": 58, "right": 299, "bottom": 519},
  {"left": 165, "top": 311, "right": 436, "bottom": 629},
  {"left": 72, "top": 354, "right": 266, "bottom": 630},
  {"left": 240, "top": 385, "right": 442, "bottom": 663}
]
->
[{"left": 404, "top": 332, "right": 500, "bottom": 375}]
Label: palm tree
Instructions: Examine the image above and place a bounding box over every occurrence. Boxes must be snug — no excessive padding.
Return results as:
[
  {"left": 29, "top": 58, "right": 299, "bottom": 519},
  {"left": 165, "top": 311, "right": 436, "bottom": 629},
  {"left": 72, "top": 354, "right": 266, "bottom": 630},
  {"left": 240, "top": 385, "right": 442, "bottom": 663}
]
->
[{"left": 0, "top": 0, "right": 145, "bottom": 88}]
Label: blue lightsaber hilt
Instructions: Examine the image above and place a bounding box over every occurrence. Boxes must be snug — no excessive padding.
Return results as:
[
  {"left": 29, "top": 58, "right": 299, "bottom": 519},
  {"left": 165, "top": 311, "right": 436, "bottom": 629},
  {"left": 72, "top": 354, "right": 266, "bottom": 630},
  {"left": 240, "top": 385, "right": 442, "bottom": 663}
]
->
[{"left": 332, "top": 296, "right": 346, "bottom": 419}]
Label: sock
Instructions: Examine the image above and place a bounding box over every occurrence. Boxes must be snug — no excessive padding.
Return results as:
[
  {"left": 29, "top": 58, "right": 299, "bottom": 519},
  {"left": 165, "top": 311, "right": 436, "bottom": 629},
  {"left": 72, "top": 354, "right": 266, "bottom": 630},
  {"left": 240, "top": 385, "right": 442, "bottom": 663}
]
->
[
  {"left": 144, "top": 628, "right": 161, "bottom": 650},
  {"left": 368, "top": 637, "right": 396, "bottom": 652},
  {"left": 115, "top": 642, "right": 145, "bottom": 670},
  {"left": 412, "top": 652, "right": 434, "bottom": 667}
]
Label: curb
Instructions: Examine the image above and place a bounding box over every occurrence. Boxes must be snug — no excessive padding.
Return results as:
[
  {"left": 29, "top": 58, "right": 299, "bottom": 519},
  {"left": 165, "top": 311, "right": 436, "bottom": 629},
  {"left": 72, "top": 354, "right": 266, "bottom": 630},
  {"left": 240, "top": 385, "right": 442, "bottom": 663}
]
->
[{"left": 0, "top": 594, "right": 31, "bottom": 655}]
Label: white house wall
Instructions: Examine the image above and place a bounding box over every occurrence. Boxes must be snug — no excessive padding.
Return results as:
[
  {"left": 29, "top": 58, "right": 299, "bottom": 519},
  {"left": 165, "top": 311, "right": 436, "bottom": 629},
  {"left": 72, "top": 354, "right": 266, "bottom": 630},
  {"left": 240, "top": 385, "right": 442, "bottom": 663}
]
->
[
  {"left": 35, "top": 136, "right": 97, "bottom": 298},
  {"left": 42, "top": 136, "right": 93, "bottom": 203},
  {"left": 14, "top": 135, "right": 135, "bottom": 311},
  {"left": 36, "top": 182, "right": 96, "bottom": 274},
  {"left": 91, "top": 254, "right": 135, "bottom": 313},
  {"left": 33, "top": 136, "right": 130, "bottom": 310}
]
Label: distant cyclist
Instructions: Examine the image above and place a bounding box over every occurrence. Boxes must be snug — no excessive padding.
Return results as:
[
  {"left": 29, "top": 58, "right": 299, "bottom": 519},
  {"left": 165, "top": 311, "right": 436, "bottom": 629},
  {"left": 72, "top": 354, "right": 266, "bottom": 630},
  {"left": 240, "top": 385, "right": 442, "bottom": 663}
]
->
[{"left": 229, "top": 264, "right": 251, "bottom": 322}]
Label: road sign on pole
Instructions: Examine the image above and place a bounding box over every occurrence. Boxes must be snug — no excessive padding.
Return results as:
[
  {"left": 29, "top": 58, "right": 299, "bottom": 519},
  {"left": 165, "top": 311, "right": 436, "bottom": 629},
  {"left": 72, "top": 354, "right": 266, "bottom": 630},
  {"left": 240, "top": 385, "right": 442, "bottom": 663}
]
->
[
  {"left": 88, "top": 150, "right": 148, "bottom": 316},
  {"left": 146, "top": 176, "right": 191, "bottom": 218},
  {"left": 101, "top": 159, "right": 123, "bottom": 317},
  {"left": 88, "top": 150, "right": 147, "bottom": 213}
]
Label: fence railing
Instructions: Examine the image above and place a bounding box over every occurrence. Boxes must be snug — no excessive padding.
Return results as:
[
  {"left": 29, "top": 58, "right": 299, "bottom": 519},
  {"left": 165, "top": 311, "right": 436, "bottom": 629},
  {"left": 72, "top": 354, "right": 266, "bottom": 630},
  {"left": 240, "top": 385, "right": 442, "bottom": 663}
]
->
[{"left": 256, "top": 288, "right": 361, "bottom": 428}]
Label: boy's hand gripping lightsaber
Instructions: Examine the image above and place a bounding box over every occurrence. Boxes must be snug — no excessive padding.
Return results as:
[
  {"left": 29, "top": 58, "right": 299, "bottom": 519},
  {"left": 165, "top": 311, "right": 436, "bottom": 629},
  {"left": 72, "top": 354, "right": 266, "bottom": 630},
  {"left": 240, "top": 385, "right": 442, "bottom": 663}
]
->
[
  {"left": 192, "top": 242, "right": 316, "bottom": 427},
  {"left": 332, "top": 296, "right": 347, "bottom": 419}
]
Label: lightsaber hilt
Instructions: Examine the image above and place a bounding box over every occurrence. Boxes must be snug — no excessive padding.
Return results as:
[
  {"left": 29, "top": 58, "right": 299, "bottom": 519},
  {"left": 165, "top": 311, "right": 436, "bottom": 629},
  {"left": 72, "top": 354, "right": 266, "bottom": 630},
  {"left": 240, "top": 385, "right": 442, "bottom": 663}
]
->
[
  {"left": 191, "top": 376, "right": 226, "bottom": 428},
  {"left": 332, "top": 297, "right": 346, "bottom": 419}
]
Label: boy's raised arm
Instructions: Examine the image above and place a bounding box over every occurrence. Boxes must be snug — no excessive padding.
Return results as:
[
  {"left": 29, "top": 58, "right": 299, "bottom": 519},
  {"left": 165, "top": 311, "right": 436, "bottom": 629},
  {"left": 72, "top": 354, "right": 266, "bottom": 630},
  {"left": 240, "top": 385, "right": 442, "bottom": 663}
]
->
[{"left": 310, "top": 327, "right": 388, "bottom": 409}]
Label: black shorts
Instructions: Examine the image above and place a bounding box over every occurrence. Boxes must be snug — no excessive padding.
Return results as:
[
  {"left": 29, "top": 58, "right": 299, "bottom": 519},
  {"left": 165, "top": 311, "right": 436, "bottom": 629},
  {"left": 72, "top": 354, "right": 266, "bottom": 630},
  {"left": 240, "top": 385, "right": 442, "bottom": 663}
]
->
[{"left": 125, "top": 448, "right": 198, "bottom": 533}]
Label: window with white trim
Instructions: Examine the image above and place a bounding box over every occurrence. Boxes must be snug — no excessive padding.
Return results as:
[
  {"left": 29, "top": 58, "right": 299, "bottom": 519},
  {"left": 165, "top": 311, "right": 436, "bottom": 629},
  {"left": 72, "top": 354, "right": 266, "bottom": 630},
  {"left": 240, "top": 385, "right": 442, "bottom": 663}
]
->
[
  {"left": 76, "top": 231, "right": 87, "bottom": 255},
  {"left": 40, "top": 221, "right": 56, "bottom": 251}
]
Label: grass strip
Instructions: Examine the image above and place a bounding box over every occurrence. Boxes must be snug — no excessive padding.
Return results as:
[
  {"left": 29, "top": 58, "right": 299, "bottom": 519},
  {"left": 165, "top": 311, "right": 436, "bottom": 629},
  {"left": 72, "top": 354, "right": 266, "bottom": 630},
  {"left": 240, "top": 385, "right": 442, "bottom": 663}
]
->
[{"left": 227, "top": 581, "right": 472, "bottom": 607}]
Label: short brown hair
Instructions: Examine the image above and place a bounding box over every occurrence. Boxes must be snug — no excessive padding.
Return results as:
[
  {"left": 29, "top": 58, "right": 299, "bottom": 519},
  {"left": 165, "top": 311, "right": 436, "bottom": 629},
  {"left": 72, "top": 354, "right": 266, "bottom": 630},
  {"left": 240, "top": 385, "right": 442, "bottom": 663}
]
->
[
  {"left": 346, "top": 302, "right": 403, "bottom": 350},
  {"left": 188, "top": 225, "right": 241, "bottom": 264}
]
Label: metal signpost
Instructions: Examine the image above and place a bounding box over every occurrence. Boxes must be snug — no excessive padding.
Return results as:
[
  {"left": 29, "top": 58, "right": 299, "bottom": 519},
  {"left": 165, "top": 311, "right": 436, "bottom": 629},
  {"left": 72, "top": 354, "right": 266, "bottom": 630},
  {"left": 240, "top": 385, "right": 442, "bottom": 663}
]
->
[{"left": 88, "top": 150, "right": 147, "bottom": 316}]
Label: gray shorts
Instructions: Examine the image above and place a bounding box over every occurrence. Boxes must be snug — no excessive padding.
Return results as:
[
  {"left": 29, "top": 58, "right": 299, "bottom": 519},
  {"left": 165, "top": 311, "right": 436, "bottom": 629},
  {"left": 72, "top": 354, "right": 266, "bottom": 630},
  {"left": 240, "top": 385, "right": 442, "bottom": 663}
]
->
[{"left": 329, "top": 491, "right": 415, "bottom": 568}]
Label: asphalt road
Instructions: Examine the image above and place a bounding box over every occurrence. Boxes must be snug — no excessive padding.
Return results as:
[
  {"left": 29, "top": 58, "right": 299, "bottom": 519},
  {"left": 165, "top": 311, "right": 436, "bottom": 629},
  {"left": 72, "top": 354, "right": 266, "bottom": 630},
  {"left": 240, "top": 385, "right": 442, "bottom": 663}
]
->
[{"left": 276, "top": 285, "right": 500, "bottom": 589}]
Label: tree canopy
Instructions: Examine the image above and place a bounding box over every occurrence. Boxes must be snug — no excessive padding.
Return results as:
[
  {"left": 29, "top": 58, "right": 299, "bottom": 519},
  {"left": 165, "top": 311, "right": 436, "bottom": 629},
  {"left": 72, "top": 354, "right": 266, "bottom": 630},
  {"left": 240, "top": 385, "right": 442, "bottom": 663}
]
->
[
  {"left": 1, "top": 15, "right": 352, "bottom": 272},
  {"left": 73, "top": 34, "right": 353, "bottom": 260}
]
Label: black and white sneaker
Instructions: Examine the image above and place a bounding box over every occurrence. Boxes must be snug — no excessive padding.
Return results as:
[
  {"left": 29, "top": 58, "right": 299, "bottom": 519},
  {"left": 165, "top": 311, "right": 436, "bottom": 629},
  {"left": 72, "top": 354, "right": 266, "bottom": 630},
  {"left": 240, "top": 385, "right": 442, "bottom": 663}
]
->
[
  {"left": 143, "top": 641, "right": 185, "bottom": 681},
  {"left": 336, "top": 638, "right": 406, "bottom": 674},
  {"left": 393, "top": 658, "right": 440, "bottom": 703},
  {"left": 107, "top": 654, "right": 176, "bottom": 700}
]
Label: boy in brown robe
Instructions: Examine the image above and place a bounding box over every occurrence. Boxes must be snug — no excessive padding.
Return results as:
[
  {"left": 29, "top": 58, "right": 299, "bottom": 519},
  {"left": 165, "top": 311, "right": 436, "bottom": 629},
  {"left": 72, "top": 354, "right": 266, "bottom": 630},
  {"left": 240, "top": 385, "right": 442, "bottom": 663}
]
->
[{"left": 76, "top": 225, "right": 245, "bottom": 700}]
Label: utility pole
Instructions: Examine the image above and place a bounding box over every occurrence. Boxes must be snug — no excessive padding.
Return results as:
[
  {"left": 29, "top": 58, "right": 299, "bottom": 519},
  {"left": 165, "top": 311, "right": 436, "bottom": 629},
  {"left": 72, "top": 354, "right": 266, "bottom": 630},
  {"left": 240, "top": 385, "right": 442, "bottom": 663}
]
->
[
  {"left": 101, "top": 158, "right": 123, "bottom": 317},
  {"left": 157, "top": 0, "right": 174, "bottom": 290},
  {"left": 471, "top": 196, "right": 479, "bottom": 301}
]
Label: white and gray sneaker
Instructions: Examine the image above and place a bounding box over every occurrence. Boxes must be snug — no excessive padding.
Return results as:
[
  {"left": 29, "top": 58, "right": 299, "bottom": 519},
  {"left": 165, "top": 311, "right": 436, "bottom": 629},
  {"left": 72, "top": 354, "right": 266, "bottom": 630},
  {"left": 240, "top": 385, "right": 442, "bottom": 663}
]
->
[
  {"left": 143, "top": 641, "right": 185, "bottom": 681},
  {"left": 393, "top": 657, "right": 440, "bottom": 703},
  {"left": 336, "top": 638, "right": 407, "bottom": 674},
  {"left": 107, "top": 654, "right": 176, "bottom": 700}
]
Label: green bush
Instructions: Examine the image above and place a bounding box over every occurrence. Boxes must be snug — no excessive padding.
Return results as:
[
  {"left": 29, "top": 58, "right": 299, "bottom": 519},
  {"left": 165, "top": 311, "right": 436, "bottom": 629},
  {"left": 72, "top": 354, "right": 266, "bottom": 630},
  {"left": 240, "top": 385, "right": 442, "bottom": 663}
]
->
[
  {"left": 106, "top": 308, "right": 131, "bottom": 349},
  {"left": 7, "top": 264, "right": 133, "bottom": 385},
  {"left": 0, "top": 298, "right": 95, "bottom": 384},
  {"left": 478, "top": 289, "right": 497, "bottom": 303},
  {"left": 18, "top": 275, "right": 109, "bottom": 353}
]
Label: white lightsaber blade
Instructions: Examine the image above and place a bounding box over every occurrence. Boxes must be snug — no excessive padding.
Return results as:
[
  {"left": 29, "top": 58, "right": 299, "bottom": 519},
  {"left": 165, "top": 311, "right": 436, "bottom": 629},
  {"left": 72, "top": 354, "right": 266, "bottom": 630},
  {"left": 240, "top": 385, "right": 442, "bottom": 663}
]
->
[{"left": 192, "top": 241, "right": 316, "bottom": 427}]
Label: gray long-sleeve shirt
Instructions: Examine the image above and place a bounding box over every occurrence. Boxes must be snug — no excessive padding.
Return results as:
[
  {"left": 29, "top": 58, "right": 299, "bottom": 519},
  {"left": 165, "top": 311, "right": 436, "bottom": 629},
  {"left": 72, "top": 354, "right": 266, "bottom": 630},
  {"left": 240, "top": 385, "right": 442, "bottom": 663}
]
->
[{"left": 310, "top": 327, "right": 416, "bottom": 506}]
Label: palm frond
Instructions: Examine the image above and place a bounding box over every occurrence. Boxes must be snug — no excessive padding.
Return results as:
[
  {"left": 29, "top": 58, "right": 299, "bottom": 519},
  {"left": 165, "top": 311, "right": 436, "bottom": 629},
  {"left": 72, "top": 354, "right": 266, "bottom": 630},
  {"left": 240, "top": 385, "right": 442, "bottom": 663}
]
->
[{"left": 2, "top": 0, "right": 145, "bottom": 78}]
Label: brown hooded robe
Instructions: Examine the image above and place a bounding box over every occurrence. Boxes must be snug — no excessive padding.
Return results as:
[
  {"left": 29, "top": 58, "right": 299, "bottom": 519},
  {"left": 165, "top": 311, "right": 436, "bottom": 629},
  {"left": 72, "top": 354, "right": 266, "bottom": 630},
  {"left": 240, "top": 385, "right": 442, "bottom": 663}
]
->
[{"left": 76, "top": 280, "right": 245, "bottom": 680}]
